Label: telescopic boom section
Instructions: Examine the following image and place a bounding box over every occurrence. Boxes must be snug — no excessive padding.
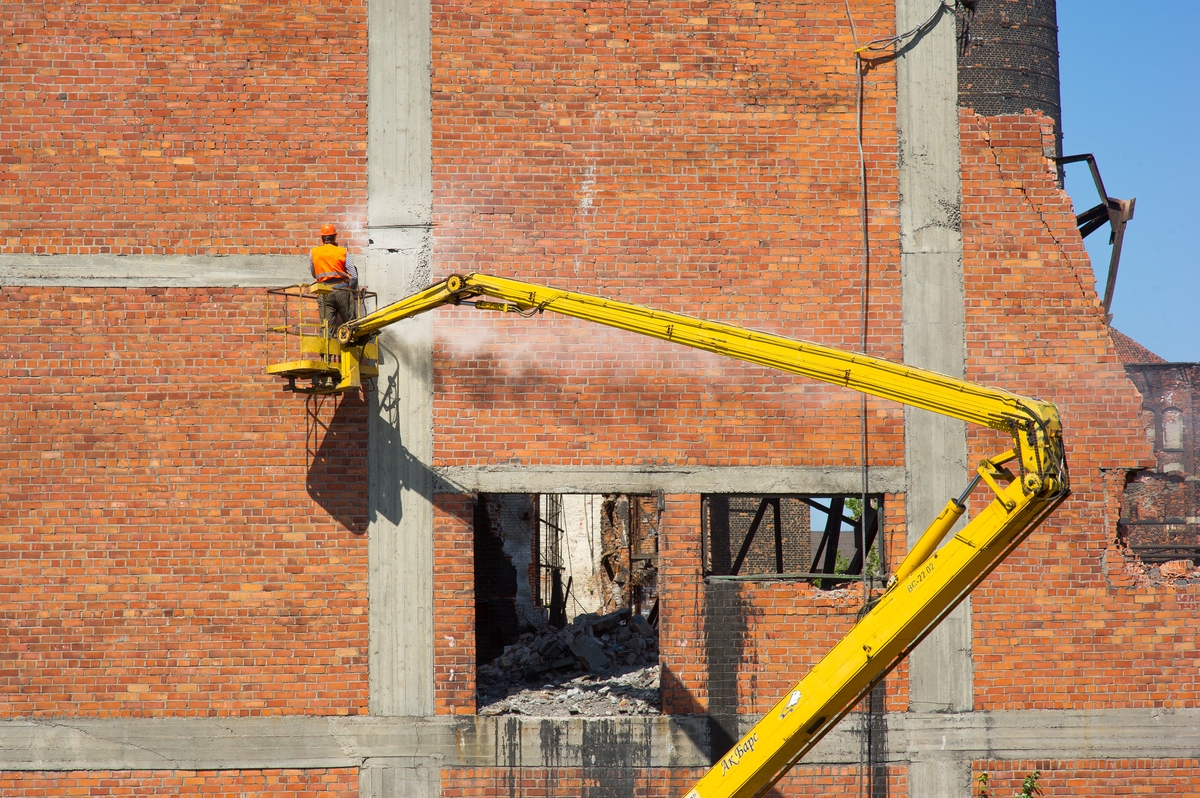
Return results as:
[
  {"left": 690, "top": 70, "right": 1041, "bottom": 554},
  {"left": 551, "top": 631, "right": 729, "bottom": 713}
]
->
[
  {"left": 340, "top": 272, "right": 1064, "bottom": 490},
  {"left": 334, "top": 272, "right": 1070, "bottom": 798}
]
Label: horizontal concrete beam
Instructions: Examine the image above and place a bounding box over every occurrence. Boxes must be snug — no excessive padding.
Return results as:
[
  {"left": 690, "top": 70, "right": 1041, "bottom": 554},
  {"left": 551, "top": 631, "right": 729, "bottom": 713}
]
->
[
  {"left": 0, "top": 715, "right": 708, "bottom": 772},
  {"left": 3, "top": 709, "right": 1196, "bottom": 771},
  {"left": 890, "top": 707, "right": 1200, "bottom": 761},
  {"left": 434, "top": 466, "right": 907, "bottom": 496},
  {"left": 0, "top": 255, "right": 308, "bottom": 287}
]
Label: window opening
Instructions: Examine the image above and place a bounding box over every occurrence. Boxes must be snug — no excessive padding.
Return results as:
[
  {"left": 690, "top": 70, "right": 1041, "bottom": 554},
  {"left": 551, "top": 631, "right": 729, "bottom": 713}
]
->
[
  {"left": 538, "top": 493, "right": 569, "bottom": 628},
  {"left": 703, "top": 494, "right": 883, "bottom": 587},
  {"left": 475, "top": 493, "right": 661, "bottom": 717},
  {"left": 601, "top": 493, "right": 660, "bottom": 618}
]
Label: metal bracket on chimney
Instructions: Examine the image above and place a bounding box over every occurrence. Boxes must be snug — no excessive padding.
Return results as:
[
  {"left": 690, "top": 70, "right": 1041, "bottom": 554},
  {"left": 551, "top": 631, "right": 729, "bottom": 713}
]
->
[{"left": 1057, "top": 153, "right": 1136, "bottom": 324}]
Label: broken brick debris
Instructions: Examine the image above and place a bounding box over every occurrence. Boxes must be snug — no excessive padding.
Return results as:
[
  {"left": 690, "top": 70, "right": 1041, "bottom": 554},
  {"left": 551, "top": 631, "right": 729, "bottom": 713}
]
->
[
  {"left": 1158, "top": 559, "right": 1196, "bottom": 579},
  {"left": 477, "top": 607, "right": 660, "bottom": 716}
]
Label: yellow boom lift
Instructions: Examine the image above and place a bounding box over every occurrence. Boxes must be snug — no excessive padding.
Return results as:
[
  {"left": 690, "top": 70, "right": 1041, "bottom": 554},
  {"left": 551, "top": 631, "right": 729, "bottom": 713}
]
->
[{"left": 266, "top": 273, "right": 1069, "bottom": 798}]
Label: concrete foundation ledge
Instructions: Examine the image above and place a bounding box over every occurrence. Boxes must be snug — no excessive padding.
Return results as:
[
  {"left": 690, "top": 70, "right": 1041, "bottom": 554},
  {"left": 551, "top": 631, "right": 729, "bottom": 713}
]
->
[
  {"left": 0, "top": 715, "right": 707, "bottom": 772},
  {"left": 890, "top": 707, "right": 1200, "bottom": 761},
  {"left": 1, "top": 709, "right": 1195, "bottom": 772}
]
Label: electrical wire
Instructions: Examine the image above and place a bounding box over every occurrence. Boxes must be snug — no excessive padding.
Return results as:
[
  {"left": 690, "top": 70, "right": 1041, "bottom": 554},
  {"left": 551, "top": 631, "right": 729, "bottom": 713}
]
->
[
  {"left": 840, "top": 4, "right": 874, "bottom": 795},
  {"left": 854, "top": 1, "right": 955, "bottom": 58},
  {"left": 842, "top": 7, "right": 966, "bottom": 795}
]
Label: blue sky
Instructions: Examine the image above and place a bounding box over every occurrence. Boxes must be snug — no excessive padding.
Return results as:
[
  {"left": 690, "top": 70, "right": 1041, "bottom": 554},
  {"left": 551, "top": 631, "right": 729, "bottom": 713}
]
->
[{"left": 1058, "top": 4, "right": 1200, "bottom": 361}]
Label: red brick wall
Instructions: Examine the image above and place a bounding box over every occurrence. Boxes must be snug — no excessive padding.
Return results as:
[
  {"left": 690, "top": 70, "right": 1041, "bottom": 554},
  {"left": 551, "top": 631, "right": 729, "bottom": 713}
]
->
[
  {"left": 659, "top": 495, "right": 707, "bottom": 715},
  {"left": 1, "top": 1, "right": 367, "bottom": 254},
  {"left": 0, "top": 769, "right": 358, "bottom": 796},
  {"left": 430, "top": 0, "right": 903, "bottom": 469},
  {"left": 973, "top": 760, "right": 1200, "bottom": 797},
  {"left": 703, "top": 579, "right": 867, "bottom": 715},
  {"left": 441, "top": 765, "right": 905, "bottom": 797},
  {"left": 960, "top": 112, "right": 1198, "bottom": 711},
  {"left": 435, "top": 493, "right": 477, "bottom": 714},
  {"left": 0, "top": 288, "right": 369, "bottom": 716}
]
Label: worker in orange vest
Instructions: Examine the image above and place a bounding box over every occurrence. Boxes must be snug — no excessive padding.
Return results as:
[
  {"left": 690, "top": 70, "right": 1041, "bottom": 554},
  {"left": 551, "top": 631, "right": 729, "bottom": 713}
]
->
[{"left": 310, "top": 223, "right": 359, "bottom": 336}]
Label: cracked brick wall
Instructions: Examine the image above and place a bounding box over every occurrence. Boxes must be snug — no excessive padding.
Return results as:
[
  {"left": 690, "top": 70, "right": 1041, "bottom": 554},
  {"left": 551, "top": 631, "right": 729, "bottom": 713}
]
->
[{"left": 960, "top": 111, "right": 1200, "bottom": 714}]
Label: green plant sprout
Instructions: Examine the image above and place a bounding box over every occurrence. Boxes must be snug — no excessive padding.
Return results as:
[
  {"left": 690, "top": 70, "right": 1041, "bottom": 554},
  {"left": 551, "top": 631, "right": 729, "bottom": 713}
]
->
[{"left": 1017, "top": 771, "right": 1042, "bottom": 797}]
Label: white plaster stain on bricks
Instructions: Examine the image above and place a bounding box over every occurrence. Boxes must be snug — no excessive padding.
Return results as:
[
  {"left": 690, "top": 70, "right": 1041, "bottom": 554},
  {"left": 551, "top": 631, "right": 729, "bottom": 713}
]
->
[
  {"left": 578, "top": 163, "right": 597, "bottom": 213},
  {"left": 572, "top": 110, "right": 602, "bottom": 278}
]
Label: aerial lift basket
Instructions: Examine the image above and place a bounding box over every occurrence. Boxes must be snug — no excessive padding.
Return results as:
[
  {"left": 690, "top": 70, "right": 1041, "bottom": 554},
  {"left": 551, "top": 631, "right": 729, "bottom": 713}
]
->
[{"left": 264, "top": 283, "right": 379, "bottom": 394}]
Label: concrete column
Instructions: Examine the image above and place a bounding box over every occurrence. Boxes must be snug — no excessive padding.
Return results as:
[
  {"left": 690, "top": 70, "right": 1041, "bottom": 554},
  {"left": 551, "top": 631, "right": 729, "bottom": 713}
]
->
[
  {"left": 360, "top": 760, "right": 442, "bottom": 798},
  {"left": 366, "top": 0, "right": 435, "bottom": 732},
  {"left": 894, "top": 1, "right": 971, "bottom": 795}
]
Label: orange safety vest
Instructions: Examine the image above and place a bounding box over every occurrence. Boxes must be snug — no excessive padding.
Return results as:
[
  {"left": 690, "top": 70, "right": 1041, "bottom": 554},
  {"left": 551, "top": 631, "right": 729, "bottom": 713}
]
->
[{"left": 311, "top": 244, "right": 350, "bottom": 282}]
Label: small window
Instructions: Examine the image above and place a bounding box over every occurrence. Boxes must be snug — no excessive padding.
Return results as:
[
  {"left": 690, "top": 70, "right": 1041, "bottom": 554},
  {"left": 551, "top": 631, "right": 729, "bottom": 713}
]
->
[{"left": 702, "top": 494, "right": 883, "bottom": 585}]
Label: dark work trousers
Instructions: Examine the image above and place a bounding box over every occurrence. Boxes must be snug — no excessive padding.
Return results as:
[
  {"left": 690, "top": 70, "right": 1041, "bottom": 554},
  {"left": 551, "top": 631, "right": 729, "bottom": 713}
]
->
[{"left": 319, "top": 287, "right": 358, "bottom": 337}]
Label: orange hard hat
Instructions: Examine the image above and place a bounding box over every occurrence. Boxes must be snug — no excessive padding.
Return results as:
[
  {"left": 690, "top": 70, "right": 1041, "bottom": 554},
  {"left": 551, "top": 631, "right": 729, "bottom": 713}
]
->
[{"left": 320, "top": 223, "right": 337, "bottom": 237}]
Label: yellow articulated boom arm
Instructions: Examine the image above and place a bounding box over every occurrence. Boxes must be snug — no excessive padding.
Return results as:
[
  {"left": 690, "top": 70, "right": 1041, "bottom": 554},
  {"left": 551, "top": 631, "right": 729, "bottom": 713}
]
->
[{"left": 320, "top": 272, "right": 1068, "bottom": 798}]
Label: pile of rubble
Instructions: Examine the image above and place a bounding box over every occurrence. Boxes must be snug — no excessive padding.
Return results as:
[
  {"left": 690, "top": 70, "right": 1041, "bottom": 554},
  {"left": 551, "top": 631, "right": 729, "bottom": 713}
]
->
[{"left": 477, "top": 607, "right": 661, "bottom": 716}]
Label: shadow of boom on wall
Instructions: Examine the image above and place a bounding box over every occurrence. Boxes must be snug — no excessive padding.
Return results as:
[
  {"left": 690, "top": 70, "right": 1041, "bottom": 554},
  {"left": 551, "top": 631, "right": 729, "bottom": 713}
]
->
[{"left": 305, "top": 393, "right": 369, "bottom": 534}]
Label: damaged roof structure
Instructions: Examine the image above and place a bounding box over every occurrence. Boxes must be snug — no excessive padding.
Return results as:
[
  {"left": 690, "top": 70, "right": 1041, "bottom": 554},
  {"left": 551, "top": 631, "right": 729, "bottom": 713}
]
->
[{"left": 1111, "top": 331, "right": 1200, "bottom": 580}]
